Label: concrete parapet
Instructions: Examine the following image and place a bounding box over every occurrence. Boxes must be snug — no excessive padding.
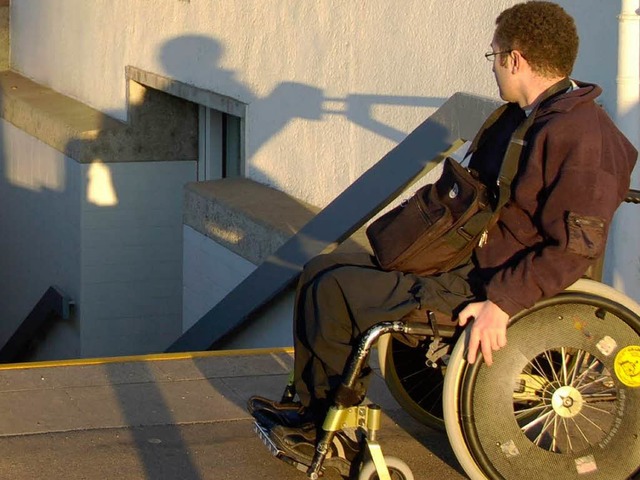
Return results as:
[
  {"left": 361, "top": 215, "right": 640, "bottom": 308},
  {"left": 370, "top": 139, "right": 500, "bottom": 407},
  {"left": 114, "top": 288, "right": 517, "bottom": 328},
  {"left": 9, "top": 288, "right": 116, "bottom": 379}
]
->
[
  {"left": 0, "top": 69, "right": 198, "bottom": 164},
  {"left": 184, "top": 177, "right": 370, "bottom": 266}
]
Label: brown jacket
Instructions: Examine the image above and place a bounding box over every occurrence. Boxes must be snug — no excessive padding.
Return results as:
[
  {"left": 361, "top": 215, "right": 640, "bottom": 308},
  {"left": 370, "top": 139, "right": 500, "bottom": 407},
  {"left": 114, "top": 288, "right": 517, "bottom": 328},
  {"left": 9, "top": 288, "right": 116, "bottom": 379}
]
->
[{"left": 473, "top": 81, "right": 637, "bottom": 316}]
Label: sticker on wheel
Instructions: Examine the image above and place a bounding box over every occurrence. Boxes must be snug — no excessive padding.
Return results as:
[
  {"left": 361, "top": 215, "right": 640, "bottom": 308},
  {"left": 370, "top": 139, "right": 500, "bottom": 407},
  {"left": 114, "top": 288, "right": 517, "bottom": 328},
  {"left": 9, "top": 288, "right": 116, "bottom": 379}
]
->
[
  {"left": 575, "top": 455, "right": 598, "bottom": 474},
  {"left": 596, "top": 335, "right": 617, "bottom": 356},
  {"left": 614, "top": 345, "right": 640, "bottom": 387}
]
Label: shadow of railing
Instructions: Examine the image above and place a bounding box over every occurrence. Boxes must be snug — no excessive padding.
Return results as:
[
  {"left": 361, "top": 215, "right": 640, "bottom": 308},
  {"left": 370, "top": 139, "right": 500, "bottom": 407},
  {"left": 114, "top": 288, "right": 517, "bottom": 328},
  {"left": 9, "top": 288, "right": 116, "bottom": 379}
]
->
[
  {"left": 0, "top": 286, "right": 72, "bottom": 363},
  {"left": 167, "top": 92, "right": 502, "bottom": 353}
]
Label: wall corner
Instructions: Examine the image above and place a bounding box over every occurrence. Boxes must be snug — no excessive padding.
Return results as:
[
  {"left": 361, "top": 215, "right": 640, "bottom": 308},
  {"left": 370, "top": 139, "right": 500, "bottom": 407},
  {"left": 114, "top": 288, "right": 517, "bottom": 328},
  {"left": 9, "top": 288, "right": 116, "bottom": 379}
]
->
[{"left": 0, "top": 0, "right": 9, "bottom": 71}]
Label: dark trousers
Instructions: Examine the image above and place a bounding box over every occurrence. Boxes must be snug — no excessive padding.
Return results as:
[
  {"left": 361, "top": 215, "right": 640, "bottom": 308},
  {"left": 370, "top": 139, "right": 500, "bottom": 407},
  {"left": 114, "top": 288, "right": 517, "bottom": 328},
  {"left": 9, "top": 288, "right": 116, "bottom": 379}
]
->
[{"left": 292, "top": 252, "right": 482, "bottom": 412}]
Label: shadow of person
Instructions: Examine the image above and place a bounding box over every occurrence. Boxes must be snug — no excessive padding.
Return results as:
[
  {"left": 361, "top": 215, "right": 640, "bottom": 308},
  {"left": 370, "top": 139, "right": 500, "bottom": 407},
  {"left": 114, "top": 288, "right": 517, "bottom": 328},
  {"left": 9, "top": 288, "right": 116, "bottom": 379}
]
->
[
  {"left": 157, "top": 34, "right": 471, "bottom": 477},
  {"left": 160, "top": 34, "right": 256, "bottom": 104},
  {"left": 158, "top": 34, "right": 445, "bottom": 165},
  {"left": 249, "top": 81, "right": 324, "bottom": 153},
  {"left": 159, "top": 35, "right": 325, "bottom": 157}
]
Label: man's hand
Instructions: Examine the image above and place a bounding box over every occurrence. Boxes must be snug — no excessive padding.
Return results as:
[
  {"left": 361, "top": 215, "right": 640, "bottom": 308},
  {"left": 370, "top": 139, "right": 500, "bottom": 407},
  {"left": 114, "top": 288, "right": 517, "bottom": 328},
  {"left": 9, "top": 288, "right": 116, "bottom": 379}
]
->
[{"left": 457, "top": 300, "right": 510, "bottom": 366}]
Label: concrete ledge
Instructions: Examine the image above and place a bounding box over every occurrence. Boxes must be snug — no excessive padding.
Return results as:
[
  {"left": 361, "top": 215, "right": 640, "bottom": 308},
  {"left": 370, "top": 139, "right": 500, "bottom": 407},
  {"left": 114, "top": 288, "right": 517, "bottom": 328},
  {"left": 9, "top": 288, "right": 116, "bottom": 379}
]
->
[
  {"left": 0, "top": 69, "right": 198, "bottom": 163},
  {"left": 126, "top": 66, "right": 246, "bottom": 118},
  {"left": 184, "top": 178, "right": 370, "bottom": 265}
]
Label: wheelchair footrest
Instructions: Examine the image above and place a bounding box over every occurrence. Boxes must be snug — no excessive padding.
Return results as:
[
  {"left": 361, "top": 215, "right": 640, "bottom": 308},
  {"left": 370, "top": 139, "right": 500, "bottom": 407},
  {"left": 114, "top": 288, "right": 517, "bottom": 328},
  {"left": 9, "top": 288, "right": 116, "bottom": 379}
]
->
[
  {"left": 254, "top": 421, "right": 310, "bottom": 473},
  {"left": 254, "top": 420, "right": 359, "bottom": 478}
]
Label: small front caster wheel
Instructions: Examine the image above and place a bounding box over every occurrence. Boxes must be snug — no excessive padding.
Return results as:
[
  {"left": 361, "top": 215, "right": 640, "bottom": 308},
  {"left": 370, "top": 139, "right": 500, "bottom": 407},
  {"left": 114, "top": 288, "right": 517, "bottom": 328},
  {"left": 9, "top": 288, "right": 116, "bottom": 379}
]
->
[{"left": 358, "top": 456, "right": 414, "bottom": 480}]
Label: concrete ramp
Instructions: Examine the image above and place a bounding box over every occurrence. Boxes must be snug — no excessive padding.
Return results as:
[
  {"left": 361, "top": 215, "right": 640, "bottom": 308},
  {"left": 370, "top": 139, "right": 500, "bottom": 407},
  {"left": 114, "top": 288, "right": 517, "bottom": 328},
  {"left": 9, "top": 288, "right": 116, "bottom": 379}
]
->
[{"left": 0, "top": 350, "right": 465, "bottom": 479}]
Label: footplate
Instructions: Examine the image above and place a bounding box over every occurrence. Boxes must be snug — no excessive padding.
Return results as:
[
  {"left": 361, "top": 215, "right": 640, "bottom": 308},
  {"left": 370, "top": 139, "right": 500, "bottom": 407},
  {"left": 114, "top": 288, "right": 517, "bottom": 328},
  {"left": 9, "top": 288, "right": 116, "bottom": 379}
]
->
[{"left": 253, "top": 421, "right": 310, "bottom": 474}]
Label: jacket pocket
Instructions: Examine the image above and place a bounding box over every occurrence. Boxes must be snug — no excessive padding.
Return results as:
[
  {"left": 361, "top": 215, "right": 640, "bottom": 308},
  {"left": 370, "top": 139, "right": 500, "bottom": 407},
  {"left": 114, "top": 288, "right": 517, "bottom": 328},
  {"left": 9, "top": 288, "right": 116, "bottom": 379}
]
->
[{"left": 566, "top": 212, "right": 606, "bottom": 259}]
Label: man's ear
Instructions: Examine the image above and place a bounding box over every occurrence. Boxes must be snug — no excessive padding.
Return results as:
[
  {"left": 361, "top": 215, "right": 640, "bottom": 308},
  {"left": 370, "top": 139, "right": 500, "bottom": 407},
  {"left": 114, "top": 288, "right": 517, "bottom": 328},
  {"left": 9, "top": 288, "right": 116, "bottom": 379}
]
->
[{"left": 511, "top": 50, "right": 524, "bottom": 74}]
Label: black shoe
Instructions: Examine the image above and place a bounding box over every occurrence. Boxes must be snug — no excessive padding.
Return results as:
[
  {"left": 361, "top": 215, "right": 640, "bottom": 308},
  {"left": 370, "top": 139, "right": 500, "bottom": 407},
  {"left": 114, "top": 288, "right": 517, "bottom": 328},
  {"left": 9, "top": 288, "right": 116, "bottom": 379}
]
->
[
  {"left": 267, "top": 423, "right": 319, "bottom": 464},
  {"left": 268, "top": 424, "right": 361, "bottom": 476},
  {"left": 247, "top": 395, "right": 317, "bottom": 429}
]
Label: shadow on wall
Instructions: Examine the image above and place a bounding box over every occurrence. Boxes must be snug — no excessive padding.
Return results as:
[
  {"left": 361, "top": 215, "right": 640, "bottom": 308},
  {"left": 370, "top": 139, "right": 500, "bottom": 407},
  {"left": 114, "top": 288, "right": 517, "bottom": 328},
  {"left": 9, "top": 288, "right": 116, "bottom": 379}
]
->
[
  {"left": 108, "top": 34, "right": 452, "bottom": 480},
  {"left": 0, "top": 30, "right": 452, "bottom": 480},
  {"left": 159, "top": 34, "right": 445, "bottom": 153},
  {"left": 0, "top": 32, "right": 450, "bottom": 361},
  {"left": 162, "top": 34, "right": 449, "bottom": 349},
  {"left": 0, "top": 91, "right": 82, "bottom": 361}
]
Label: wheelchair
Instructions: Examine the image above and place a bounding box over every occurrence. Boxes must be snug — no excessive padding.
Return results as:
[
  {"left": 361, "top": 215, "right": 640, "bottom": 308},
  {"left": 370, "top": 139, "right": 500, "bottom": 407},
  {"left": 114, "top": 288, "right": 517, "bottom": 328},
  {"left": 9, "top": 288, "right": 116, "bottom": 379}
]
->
[
  {"left": 256, "top": 277, "right": 640, "bottom": 479},
  {"left": 376, "top": 190, "right": 640, "bottom": 479},
  {"left": 379, "top": 277, "right": 640, "bottom": 480},
  {"left": 256, "top": 192, "right": 640, "bottom": 480}
]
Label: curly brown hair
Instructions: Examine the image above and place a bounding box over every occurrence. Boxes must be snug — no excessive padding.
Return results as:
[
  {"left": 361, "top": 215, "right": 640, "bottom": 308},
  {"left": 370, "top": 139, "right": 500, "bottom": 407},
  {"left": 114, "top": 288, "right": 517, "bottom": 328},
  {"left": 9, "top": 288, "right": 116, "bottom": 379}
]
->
[{"left": 495, "top": 1, "right": 579, "bottom": 78}]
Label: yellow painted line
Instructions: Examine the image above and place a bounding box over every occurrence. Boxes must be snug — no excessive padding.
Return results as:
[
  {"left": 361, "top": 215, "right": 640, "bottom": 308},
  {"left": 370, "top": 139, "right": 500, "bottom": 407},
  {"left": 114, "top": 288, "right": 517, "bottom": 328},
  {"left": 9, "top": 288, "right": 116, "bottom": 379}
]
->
[{"left": 0, "top": 346, "right": 294, "bottom": 371}]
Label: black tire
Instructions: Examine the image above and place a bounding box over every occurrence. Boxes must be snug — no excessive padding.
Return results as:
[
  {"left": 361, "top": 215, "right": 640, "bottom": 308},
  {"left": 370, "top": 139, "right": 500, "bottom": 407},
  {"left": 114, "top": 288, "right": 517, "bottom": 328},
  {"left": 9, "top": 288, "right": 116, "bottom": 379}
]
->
[{"left": 377, "top": 335, "right": 447, "bottom": 431}]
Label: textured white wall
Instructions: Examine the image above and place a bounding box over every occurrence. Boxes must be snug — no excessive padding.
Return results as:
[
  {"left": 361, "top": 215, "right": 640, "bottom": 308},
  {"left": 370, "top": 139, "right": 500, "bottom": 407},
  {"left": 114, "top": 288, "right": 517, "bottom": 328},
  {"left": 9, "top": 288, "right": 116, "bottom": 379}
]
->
[
  {"left": 11, "top": 0, "right": 517, "bottom": 209},
  {"left": 7, "top": 0, "right": 636, "bottom": 353},
  {"left": 10, "top": 1, "right": 622, "bottom": 209}
]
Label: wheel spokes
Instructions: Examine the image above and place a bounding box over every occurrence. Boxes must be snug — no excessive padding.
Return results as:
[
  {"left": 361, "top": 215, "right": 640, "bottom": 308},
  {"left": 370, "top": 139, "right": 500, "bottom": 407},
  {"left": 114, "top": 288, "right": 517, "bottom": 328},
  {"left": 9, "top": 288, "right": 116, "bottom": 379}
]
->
[{"left": 516, "top": 347, "right": 618, "bottom": 454}]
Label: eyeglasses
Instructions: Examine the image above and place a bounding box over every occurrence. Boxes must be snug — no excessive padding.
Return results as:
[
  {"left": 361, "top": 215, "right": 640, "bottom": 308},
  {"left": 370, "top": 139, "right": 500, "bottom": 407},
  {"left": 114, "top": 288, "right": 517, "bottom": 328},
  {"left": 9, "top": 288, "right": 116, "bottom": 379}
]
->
[{"left": 484, "top": 50, "right": 512, "bottom": 61}]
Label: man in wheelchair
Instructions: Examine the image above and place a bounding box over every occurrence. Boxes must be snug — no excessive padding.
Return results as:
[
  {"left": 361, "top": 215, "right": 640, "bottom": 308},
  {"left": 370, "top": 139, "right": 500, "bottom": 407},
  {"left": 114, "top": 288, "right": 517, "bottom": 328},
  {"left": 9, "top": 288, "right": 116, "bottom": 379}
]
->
[{"left": 248, "top": 0, "right": 638, "bottom": 474}]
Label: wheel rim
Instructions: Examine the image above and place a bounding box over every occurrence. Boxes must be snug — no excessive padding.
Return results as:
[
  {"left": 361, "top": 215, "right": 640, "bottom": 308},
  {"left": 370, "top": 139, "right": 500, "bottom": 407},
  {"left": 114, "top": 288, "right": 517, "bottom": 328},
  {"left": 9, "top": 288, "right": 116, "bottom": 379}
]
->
[
  {"left": 460, "top": 294, "right": 640, "bottom": 480},
  {"left": 358, "top": 455, "right": 414, "bottom": 480}
]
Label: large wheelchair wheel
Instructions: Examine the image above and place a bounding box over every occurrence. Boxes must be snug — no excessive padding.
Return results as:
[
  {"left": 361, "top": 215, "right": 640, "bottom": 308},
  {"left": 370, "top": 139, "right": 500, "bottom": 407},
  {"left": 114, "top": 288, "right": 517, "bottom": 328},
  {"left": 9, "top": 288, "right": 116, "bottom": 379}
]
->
[
  {"left": 443, "top": 279, "right": 640, "bottom": 480},
  {"left": 378, "top": 333, "right": 448, "bottom": 430},
  {"left": 378, "top": 279, "right": 640, "bottom": 433}
]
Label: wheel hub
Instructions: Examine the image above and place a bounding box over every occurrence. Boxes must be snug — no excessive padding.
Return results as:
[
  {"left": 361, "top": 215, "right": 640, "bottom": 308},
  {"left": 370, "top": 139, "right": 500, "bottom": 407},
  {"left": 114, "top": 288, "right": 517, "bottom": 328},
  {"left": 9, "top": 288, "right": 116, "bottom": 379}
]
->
[{"left": 551, "top": 385, "right": 583, "bottom": 418}]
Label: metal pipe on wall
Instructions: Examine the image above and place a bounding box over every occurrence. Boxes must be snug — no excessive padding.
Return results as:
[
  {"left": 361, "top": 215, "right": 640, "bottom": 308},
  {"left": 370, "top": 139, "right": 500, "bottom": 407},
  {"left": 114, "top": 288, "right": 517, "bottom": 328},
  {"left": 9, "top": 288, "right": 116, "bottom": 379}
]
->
[
  {"left": 608, "top": 0, "right": 640, "bottom": 300},
  {"left": 616, "top": 0, "right": 640, "bottom": 148}
]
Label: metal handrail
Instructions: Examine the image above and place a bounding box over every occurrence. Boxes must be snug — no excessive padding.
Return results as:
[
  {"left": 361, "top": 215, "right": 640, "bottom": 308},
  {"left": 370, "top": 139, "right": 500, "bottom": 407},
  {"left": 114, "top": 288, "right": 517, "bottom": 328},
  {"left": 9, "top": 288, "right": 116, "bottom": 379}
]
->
[
  {"left": 625, "top": 188, "right": 640, "bottom": 204},
  {"left": 0, "top": 286, "right": 72, "bottom": 363}
]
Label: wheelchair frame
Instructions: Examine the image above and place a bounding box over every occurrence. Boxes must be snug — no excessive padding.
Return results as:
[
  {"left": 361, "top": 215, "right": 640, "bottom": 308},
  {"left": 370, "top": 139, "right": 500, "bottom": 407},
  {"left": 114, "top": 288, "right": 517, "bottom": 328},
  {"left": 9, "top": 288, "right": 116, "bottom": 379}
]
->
[{"left": 257, "top": 281, "right": 640, "bottom": 479}]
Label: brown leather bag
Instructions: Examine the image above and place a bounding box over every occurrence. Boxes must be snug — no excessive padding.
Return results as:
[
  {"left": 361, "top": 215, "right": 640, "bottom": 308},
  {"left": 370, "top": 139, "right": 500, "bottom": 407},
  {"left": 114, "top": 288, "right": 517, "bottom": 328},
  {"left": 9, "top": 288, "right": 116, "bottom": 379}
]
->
[
  {"left": 366, "top": 79, "right": 572, "bottom": 276},
  {"left": 366, "top": 156, "right": 493, "bottom": 275}
]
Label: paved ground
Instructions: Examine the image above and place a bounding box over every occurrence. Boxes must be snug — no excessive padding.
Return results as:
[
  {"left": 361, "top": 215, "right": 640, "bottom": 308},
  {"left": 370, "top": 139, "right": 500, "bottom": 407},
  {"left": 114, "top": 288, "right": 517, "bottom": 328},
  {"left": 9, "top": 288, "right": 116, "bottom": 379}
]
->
[{"left": 0, "top": 348, "right": 467, "bottom": 480}]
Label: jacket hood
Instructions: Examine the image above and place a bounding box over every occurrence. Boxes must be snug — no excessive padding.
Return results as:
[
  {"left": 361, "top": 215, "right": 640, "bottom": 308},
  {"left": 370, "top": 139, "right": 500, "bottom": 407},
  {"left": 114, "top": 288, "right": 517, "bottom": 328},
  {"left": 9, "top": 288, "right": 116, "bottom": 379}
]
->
[{"left": 536, "top": 80, "right": 602, "bottom": 117}]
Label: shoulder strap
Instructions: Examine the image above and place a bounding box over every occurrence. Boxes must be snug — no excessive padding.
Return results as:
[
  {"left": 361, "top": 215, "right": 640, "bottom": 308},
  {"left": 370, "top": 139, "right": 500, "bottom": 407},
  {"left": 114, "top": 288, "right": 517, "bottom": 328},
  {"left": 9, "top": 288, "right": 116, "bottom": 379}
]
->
[
  {"left": 465, "top": 103, "right": 511, "bottom": 157},
  {"left": 495, "top": 77, "right": 572, "bottom": 210}
]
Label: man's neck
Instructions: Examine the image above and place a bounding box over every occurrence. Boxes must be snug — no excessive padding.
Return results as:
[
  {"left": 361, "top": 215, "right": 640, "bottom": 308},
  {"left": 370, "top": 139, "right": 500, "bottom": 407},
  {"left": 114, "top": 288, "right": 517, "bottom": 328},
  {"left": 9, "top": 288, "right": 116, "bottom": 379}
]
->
[{"left": 519, "top": 75, "right": 566, "bottom": 109}]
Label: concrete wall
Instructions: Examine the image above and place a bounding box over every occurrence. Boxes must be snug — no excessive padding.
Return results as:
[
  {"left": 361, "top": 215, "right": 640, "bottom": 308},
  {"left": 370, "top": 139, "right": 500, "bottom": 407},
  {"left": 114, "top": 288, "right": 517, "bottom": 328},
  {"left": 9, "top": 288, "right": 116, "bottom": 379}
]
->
[
  {"left": 183, "top": 226, "right": 255, "bottom": 334},
  {"left": 183, "top": 225, "right": 295, "bottom": 348},
  {"left": 0, "top": 110, "right": 196, "bottom": 358},
  {"left": 0, "top": 118, "right": 82, "bottom": 358},
  {"left": 6, "top": 0, "right": 505, "bottom": 208},
  {"left": 80, "top": 161, "right": 195, "bottom": 357},
  {"left": 3, "top": 1, "right": 637, "bottom": 354},
  {"left": 9, "top": 1, "right": 624, "bottom": 207}
]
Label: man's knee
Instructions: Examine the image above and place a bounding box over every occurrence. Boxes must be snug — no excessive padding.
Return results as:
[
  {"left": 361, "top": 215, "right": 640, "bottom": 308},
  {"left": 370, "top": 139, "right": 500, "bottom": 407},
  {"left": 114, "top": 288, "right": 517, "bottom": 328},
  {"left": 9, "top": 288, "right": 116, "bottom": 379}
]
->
[
  {"left": 301, "top": 252, "right": 374, "bottom": 285},
  {"left": 306, "top": 272, "right": 352, "bottom": 339}
]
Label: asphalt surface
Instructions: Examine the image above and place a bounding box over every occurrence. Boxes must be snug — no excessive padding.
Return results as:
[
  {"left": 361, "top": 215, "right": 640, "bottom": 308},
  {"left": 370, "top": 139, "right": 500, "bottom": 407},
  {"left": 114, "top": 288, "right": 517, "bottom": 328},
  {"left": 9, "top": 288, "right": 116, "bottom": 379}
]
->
[{"left": 0, "top": 349, "right": 466, "bottom": 480}]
